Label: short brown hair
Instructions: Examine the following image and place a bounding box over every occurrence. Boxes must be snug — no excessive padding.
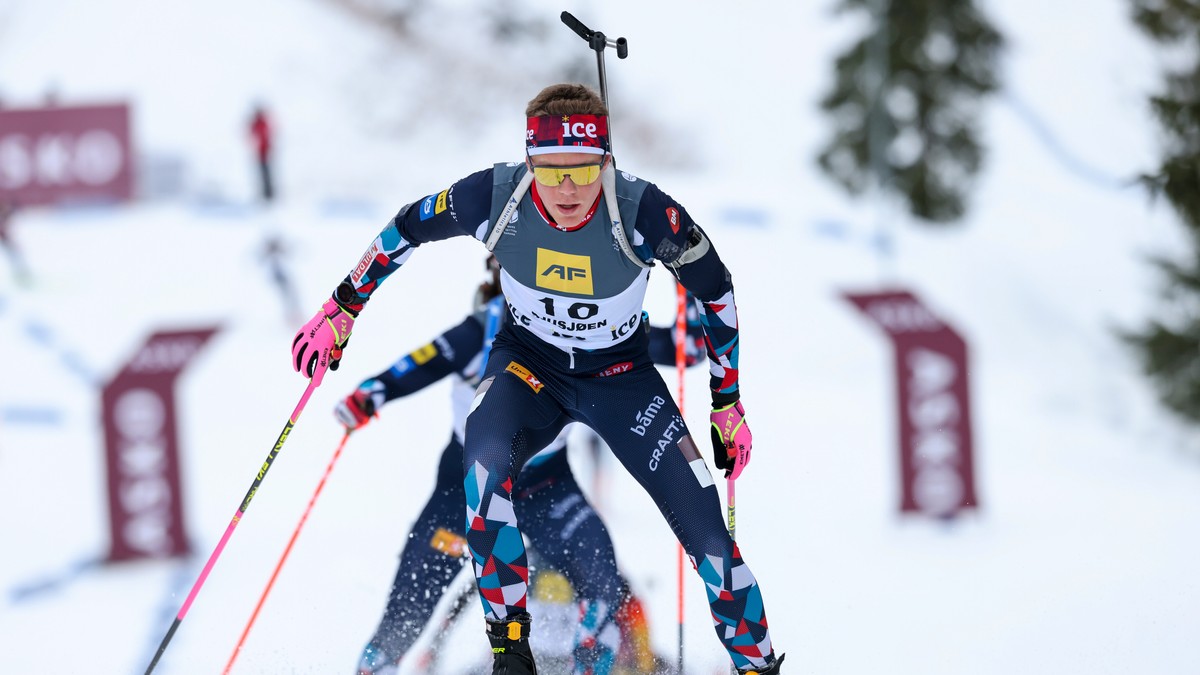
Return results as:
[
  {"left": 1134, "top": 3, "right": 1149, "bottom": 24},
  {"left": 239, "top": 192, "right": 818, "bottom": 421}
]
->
[{"left": 525, "top": 84, "right": 608, "bottom": 117}]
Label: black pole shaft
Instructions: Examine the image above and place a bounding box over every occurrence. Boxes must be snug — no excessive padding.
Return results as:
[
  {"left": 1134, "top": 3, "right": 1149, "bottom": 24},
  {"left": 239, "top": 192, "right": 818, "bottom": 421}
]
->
[{"left": 144, "top": 620, "right": 181, "bottom": 675}]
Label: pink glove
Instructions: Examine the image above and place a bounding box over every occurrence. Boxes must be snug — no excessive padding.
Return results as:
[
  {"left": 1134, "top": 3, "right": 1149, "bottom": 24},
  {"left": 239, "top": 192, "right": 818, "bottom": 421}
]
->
[
  {"left": 710, "top": 400, "right": 752, "bottom": 480},
  {"left": 292, "top": 298, "right": 354, "bottom": 386}
]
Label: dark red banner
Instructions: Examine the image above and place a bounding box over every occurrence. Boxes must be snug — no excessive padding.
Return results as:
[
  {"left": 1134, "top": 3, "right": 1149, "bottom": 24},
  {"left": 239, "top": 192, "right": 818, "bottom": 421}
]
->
[
  {"left": 103, "top": 327, "right": 219, "bottom": 562},
  {"left": 0, "top": 104, "right": 134, "bottom": 205},
  {"left": 845, "top": 290, "right": 978, "bottom": 518}
]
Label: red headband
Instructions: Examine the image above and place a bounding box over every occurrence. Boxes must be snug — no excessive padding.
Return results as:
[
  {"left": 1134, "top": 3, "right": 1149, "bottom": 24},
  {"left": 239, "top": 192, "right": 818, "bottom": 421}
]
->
[{"left": 526, "top": 114, "right": 609, "bottom": 156}]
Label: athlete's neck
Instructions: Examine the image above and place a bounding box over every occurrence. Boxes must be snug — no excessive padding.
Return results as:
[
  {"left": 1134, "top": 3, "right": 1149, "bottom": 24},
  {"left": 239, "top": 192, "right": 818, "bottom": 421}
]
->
[{"left": 531, "top": 183, "right": 601, "bottom": 232}]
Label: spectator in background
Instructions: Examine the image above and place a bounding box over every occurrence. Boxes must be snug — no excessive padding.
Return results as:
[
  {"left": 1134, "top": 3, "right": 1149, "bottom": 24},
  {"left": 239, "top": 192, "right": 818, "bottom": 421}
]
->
[
  {"left": 0, "top": 200, "right": 31, "bottom": 287},
  {"left": 249, "top": 105, "right": 274, "bottom": 202}
]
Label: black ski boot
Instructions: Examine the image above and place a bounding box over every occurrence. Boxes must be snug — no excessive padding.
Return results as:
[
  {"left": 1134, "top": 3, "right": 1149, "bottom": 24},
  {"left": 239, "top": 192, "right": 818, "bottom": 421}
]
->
[
  {"left": 486, "top": 612, "right": 539, "bottom": 675},
  {"left": 739, "top": 652, "right": 786, "bottom": 675}
]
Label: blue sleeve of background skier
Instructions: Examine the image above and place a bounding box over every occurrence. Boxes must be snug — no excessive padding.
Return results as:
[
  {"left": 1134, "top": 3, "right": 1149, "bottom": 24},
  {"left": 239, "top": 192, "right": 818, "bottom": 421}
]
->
[
  {"left": 646, "top": 292, "right": 705, "bottom": 367},
  {"left": 370, "top": 316, "right": 484, "bottom": 403},
  {"left": 634, "top": 183, "right": 744, "bottom": 403},
  {"left": 332, "top": 169, "right": 493, "bottom": 314}
]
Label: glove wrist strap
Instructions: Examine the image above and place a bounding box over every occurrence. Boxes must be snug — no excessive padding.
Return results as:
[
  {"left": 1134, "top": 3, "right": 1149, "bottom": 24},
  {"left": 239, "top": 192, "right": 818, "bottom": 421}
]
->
[
  {"left": 333, "top": 281, "right": 362, "bottom": 317},
  {"left": 711, "top": 390, "right": 740, "bottom": 409}
]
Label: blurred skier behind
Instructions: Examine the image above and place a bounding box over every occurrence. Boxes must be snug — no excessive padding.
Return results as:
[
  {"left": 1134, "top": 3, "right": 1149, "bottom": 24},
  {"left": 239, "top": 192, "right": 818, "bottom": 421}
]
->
[
  {"left": 257, "top": 229, "right": 302, "bottom": 326},
  {"left": 0, "top": 199, "right": 31, "bottom": 287}
]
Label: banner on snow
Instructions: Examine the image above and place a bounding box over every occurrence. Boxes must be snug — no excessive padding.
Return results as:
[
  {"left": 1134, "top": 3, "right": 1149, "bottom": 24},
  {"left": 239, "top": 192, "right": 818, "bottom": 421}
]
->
[
  {"left": 844, "top": 290, "right": 978, "bottom": 518},
  {"left": 103, "top": 327, "right": 219, "bottom": 562},
  {"left": 0, "top": 103, "right": 134, "bottom": 206}
]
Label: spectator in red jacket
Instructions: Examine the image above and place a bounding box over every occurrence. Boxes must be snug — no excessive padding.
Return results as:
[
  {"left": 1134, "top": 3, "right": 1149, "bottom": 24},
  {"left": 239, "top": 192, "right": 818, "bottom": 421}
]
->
[{"left": 249, "top": 105, "right": 274, "bottom": 202}]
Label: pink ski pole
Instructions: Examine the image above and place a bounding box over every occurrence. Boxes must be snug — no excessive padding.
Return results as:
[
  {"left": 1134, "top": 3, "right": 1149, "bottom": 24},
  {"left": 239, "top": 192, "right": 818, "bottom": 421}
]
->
[
  {"left": 727, "top": 474, "right": 737, "bottom": 675},
  {"left": 144, "top": 381, "right": 319, "bottom": 674},
  {"left": 223, "top": 430, "right": 352, "bottom": 674}
]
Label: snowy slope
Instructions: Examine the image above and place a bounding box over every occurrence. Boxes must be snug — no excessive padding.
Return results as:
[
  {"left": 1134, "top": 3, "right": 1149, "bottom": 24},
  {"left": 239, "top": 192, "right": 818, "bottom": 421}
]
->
[{"left": 2, "top": 1, "right": 1199, "bottom": 674}]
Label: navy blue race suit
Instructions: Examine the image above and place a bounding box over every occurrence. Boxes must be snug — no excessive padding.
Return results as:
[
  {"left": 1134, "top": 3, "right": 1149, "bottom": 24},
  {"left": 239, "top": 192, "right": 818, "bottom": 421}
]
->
[{"left": 329, "top": 164, "right": 776, "bottom": 671}]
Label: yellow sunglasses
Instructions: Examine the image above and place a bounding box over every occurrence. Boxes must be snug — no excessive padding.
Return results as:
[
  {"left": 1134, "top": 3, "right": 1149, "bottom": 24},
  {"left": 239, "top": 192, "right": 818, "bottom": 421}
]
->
[{"left": 529, "top": 162, "right": 604, "bottom": 187}]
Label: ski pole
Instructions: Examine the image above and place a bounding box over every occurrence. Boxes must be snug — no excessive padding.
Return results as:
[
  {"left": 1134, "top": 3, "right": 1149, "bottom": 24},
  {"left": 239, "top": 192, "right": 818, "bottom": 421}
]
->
[
  {"left": 727, "top": 477, "right": 736, "bottom": 544},
  {"left": 143, "top": 380, "right": 320, "bottom": 675},
  {"left": 223, "top": 429, "right": 353, "bottom": 674},
  {"left": 560, "top": 11, "right": 628, "bottom": 152},
  {"left": 674, "top": 281, "right": 688, "bottom": 674},
  {"left": 412, "top": 570, "right": 477, "bottom": 672},
  {"left": 727, "top": 475, "right": 737, "bottom": 675}
]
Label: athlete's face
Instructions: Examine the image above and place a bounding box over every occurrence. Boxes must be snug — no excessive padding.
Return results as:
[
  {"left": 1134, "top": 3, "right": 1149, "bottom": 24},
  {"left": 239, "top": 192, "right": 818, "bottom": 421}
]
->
[{"left": 528, "top": 152, "right": 610, "bottom": 229}]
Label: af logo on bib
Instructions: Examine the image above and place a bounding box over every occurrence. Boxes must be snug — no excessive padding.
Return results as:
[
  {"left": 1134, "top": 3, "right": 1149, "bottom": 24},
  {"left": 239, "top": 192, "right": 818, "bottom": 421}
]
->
[{"left": 536, "top": 248, "right": 593, "bottom": 295}]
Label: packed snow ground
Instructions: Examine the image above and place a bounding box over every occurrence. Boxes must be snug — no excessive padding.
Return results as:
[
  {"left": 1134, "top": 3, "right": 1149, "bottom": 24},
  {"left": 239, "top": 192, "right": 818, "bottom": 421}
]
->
[{"left": 2, "top": 1, "right": 1199, "bottom": 674}]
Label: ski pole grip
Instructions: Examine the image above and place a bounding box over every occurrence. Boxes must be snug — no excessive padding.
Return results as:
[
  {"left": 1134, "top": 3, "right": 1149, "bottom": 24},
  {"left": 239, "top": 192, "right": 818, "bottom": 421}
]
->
[{"left": 561, "top": 11, "right": 593, "bottom": 41}]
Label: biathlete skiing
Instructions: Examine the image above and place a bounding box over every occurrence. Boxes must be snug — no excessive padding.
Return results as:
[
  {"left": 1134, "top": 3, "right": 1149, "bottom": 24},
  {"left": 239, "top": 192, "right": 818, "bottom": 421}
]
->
[{"left": 291, "top": 81, "right": 785, "bottom": 674}]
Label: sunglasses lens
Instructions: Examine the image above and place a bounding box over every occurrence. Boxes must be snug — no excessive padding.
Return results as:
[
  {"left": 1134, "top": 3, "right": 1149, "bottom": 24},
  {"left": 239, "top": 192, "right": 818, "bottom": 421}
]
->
[
  {"left": 570, "top": 165, "right": 601, "bottom": 185},
  {"left": 531, "top": 164, "right": 602, "bottom": 187},
  {"left": 531, "top": 166, "right": 562, "bottom": 186}
]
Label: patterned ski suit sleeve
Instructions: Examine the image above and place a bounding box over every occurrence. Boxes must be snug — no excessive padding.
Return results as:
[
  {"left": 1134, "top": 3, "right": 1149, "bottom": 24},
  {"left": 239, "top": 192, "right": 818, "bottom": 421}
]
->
[
  {"left": 634, "top": 184, "right": 743, "bottom": 405},
  {"left": 334, "top": 169, "right": 494, "bottom": 314},
  {"left": 369, "top": 315, "right": 485, "bottom": 404}
]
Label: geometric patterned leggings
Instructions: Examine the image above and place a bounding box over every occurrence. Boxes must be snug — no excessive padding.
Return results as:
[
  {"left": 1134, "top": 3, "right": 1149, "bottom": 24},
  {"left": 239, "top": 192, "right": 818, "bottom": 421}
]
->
[{"left": 463, "top": 330, "right": 776, "bottom": 670}]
